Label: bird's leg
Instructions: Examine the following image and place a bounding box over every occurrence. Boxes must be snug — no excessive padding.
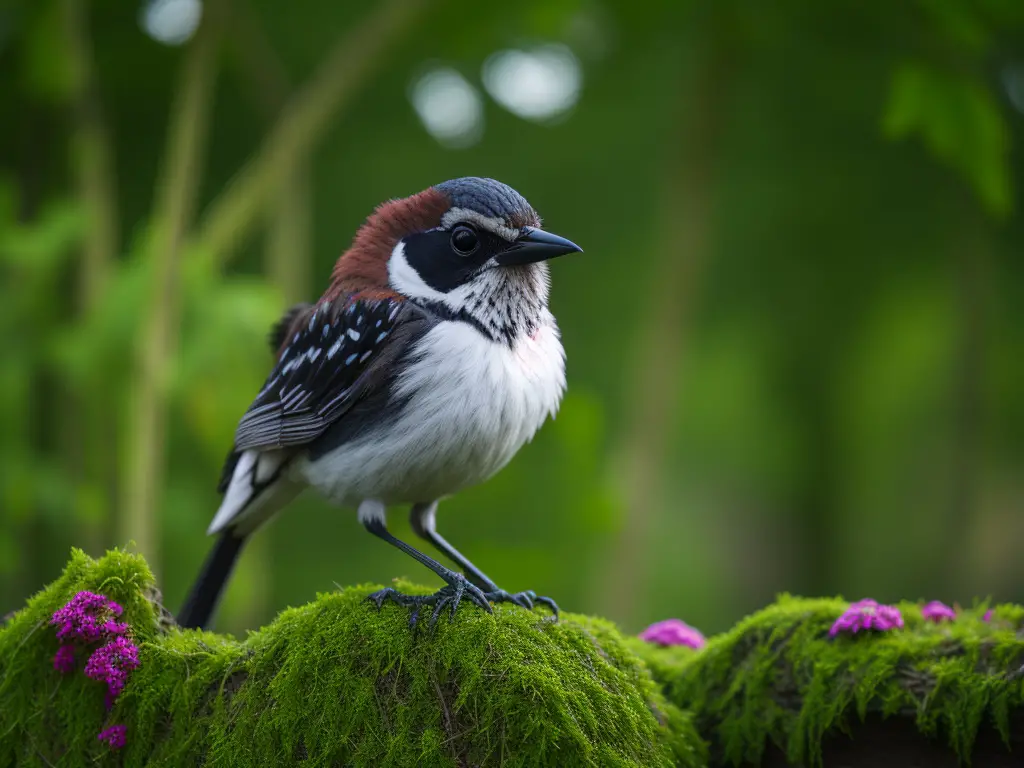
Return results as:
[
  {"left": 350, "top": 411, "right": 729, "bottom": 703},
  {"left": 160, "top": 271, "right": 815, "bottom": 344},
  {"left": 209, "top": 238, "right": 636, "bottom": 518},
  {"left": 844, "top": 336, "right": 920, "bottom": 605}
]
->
[
  {"left": 409, "top": 502, "right": 559, "bottom": 617},
  {"left": 362, "top": 514, "right": 492, "bottom": 628}
]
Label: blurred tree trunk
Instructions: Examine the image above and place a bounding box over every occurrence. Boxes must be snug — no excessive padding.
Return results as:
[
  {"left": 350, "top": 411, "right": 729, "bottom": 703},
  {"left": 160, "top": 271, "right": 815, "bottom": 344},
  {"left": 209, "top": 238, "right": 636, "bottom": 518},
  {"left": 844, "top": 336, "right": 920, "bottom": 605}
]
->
[
  {"left": 62, "top": 0, "right": 119, "bottom": 557},
  {"left": 794, "top": 367, "right": 837, "bottom": 596},
  {"left": 120, "top": 4, "right": 224, "bottom": 576},
  {"left": 598, "top": 25, "right": 733, "bottom": 625},
  {"left": 949, "top": 198, "right": 989, "bottom": 592}
]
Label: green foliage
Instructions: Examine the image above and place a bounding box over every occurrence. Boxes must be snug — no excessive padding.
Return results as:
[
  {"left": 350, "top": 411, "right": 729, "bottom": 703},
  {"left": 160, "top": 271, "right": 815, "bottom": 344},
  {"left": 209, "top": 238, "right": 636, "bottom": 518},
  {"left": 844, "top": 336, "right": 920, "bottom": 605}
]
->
[
  {"left": 3, "top": 0, "right": 1024, "bottom": 648},
  {"left": 882, "top": 60, "right": 1012, "bottom": 216},
  {"left": 646, "top": 595, "right": 1024, "bottom": 767},
  {"left": 0, "top": 550, "right": 706, "bottom": 768}
]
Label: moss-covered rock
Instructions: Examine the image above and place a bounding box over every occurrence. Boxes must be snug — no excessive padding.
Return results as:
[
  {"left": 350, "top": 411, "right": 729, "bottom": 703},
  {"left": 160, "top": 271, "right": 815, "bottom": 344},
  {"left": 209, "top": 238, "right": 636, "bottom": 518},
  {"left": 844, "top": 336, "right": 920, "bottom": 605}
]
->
[
  {"left": 639, "top": 594, "right": 1024, "bottom": 767},
  {"left": 0, "top": 549, "right": 705, "bottom": 768}
]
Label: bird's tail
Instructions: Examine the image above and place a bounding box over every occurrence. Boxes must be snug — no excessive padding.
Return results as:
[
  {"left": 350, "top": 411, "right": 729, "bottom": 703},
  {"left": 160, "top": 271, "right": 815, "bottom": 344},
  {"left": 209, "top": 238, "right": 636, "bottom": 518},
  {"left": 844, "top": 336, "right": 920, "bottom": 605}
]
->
[
  {"left": 178, "top": 450, "right": 301, "bottom": 629},
  {"left": 177, "top": 532, "right": 246, "bottom": 630}
]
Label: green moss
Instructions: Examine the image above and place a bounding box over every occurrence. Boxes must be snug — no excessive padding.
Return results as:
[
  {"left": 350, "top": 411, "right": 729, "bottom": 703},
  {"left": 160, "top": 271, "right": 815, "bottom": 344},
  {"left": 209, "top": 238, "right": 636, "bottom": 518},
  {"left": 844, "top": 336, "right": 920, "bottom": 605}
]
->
[
  {"left": 644, "top": 594, "right": 1024, "bottom": 767},
  {"left": 0, "top": 549, "right": 706, "bottom": 767}
]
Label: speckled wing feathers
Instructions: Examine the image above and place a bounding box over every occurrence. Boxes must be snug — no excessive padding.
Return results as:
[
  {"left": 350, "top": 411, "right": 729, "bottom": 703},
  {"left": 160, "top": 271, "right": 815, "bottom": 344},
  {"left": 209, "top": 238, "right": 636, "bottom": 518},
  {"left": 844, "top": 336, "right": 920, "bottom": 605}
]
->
[{"left": 232, "top": 297, "right": 416, "bottom": 452}]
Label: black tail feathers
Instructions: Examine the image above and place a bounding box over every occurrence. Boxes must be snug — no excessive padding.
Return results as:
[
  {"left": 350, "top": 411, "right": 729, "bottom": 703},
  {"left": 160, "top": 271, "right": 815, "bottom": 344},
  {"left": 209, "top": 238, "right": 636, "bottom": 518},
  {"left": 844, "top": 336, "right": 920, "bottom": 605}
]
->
[{"left": 176, "top": 532, "right": 247, "bottom": 630}]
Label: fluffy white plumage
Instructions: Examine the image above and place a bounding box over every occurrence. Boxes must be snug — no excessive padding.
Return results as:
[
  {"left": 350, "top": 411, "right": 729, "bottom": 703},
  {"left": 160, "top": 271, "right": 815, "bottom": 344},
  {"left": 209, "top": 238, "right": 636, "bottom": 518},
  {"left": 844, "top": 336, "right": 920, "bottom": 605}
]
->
[{"left": 297, "top": 314, "right": 565, "bottom": 506}]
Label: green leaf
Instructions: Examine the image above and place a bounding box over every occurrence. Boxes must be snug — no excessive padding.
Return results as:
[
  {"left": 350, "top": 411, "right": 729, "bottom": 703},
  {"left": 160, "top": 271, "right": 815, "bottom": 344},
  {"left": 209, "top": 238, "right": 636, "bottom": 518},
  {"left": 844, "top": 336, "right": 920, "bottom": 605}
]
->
[
  {"left": 0, "top": 198, "right": 85, "bottom": 268},
  {"left": 881, "top": 61, "right": 1012, "bottom": 217}
]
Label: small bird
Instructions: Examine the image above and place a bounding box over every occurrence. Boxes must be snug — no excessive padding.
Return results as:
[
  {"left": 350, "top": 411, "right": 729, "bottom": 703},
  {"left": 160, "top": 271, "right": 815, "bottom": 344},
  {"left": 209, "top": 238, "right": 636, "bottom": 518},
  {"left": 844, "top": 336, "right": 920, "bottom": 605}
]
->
[{"left": 177, "top": 177, "right": 582, "bottom": 630}]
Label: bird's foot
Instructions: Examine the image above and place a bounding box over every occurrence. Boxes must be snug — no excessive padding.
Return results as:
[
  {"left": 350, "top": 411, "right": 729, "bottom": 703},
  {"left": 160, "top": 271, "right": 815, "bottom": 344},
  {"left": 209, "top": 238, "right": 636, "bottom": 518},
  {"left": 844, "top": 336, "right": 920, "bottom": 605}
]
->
[
  {"left": 483, "top": 589, "right": 559, "bottom": 619},
  {"left": 367, "top": 572, "right": 491, "bottom": 629}
]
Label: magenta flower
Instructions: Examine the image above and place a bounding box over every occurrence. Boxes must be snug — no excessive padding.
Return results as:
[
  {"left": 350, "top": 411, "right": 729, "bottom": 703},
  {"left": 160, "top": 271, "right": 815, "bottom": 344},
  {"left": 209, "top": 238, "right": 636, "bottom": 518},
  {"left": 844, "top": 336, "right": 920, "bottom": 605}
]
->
[
  {"left": 829, "top": 599, "right": 903, "bottom": 637},
  {"left": 639, "top": 618, "right": 706, "bottom": 649},
  {"left": 84, "top": 637, "right": 140, "bottom": 699},
  {"left": 53, "top": 644, "right": 76, "bottom": 674},
  {"left": 983, "top": 609, "right": 993, "bottom": 622},
  {"left": 50, "top": 591, "right": 124, "bottom": 644},
  {"left": 921, "top": 600, "right": 956, "bottom": 623},
  {"left": 97, "top": 724, "right": 127, "bottom": 750}
]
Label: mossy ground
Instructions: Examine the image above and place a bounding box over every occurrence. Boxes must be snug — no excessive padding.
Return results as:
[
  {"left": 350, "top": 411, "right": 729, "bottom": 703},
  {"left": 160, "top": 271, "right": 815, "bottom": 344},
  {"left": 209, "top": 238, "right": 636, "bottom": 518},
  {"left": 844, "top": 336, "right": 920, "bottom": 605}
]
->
[
  {"left": 633, "top": 594, "right": 1024, "bottom": 767},
  {"left": 0, "top": 549, "right": 704, "bottom": 768},
  {"left": 7, "top": 552, "right": 1024, "bottom": 768}
]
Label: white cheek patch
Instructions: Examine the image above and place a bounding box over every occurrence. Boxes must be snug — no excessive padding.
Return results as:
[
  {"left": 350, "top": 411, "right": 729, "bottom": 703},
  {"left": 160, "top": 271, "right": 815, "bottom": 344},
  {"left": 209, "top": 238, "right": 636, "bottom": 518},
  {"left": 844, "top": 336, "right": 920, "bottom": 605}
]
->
[
  {"left": 441, "top": 208, "right": 519, "bottom": 242},
  {"left": 387, "top": 241, "right": 449, "bottom": 304},
  {"left": 388, "top": 239, "right": 484, "bottom": 317}
]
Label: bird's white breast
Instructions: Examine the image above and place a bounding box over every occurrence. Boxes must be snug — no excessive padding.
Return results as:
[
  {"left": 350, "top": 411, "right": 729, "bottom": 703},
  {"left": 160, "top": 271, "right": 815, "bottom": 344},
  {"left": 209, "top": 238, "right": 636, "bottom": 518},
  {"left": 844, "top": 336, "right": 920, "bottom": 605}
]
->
[{"left": 296, "top": 316, "right": 565, "bottom": 506}]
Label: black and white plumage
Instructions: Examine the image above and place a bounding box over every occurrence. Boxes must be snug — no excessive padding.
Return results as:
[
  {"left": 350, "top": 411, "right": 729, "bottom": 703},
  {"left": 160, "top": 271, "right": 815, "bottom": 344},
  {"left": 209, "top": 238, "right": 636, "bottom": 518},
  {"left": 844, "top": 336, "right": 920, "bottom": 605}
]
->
[{"left": 177, "top": 177, "right": 582, "bottom": 631}]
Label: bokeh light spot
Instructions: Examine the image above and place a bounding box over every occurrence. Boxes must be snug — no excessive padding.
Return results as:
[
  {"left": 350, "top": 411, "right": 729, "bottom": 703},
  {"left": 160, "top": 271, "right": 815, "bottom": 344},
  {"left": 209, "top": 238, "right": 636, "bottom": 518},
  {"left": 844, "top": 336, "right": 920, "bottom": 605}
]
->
[
  {"left": 140, "top": 0, "right": 203, "bottom": 47},
  {"left": 482, "top": 44, "right": 582, "bottom": 123},
  {"left": 409, "top": 67, "right": 484, "bottom": 149}
]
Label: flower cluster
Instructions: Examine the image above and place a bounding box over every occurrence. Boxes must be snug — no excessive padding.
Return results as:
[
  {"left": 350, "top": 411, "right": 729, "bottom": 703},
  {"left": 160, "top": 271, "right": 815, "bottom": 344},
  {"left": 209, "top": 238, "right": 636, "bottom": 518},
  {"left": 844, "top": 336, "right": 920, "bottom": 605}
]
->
[
  {"left": 921, "top": 600, "right": 956, "bottom": 623},
  {"left": 50, "top": 591, "right": 139, "bottom": 751},
  {"left": 85, "top": 636, "right": 140, "bottom": 699},
  {"left": 51, "top": 591, "right": 127, "bottom": 645},
  {"left": 639, "top": 618, "right": 707, "bottom": 649},
  {"left": 97, "top": 725, "right": 127, "bottom": 750},
  {"left": 829, "top": 599, "right": 904, "bottom": 637}
]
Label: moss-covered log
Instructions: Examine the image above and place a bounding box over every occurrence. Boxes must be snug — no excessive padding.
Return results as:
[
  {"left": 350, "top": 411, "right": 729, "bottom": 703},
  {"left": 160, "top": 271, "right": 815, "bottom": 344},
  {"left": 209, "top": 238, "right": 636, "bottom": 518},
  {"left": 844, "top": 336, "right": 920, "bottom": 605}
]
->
[
  {"left": 632, "top": 595, "right": 1024, "bottom": 767},
  {"left": 5, "top": 551, "right": 1024, "bottom": 767},
  {"left": 0, "top": 550, "right": 703, "bottom": 767}
]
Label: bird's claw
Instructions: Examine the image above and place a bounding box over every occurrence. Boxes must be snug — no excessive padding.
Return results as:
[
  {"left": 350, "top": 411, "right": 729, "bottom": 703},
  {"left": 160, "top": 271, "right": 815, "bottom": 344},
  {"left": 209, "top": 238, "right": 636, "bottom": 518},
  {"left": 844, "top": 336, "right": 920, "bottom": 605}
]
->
[
  {"left": 366, "top": 573, "right": 492, "bottom": 629},
  {"left": 482, "top": 589, "right": 559, "bottom": 619}
]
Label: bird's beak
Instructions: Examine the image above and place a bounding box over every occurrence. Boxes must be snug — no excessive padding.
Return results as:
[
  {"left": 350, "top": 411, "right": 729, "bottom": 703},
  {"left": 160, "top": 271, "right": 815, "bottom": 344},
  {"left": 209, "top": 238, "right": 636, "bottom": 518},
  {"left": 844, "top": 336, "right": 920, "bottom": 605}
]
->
[{"left": 496, "top": 227, "right": 583, "bottom": 266}]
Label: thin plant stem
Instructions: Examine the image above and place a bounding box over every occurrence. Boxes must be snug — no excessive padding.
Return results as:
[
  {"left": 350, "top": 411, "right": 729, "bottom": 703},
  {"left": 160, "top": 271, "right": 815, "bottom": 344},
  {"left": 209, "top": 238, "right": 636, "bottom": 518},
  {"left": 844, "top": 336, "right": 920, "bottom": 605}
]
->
[
  {"left": 192, "top": 0, "right": 427, "bottom": 269},
  {"left": 62, "top": 0, "right": 119, "bottom": 556},
  {"left": 120, "top": 3, "right": 224, "bottom": 574}
]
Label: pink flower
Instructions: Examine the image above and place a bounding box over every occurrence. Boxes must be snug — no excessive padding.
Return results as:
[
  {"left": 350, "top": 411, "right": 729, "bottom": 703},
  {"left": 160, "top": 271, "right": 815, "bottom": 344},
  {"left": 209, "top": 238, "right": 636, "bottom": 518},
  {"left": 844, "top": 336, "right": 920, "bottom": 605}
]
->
[
  {"left": 84, "top": 637, "right": 139, "bottom": 699},
  {"left": 829, "top": 599, "right": 904, "bottom": 637},
  {"left": 639, "top": 618, "right": 706, "bottom": 649},
  {"left": 97, "top": 724, "right": 126, "bottom": 750},
  {"left": 983, "top": 609, "right": 993, "bottom": 622},
  {"left": 53, "top": 644, "right": 76, "bottom": 674},
  {"left": 50, "top": 591, "right": 124, "bottom": 644},
  {"left": 921, "top": 600, "right": 956, "bottom": 623}
]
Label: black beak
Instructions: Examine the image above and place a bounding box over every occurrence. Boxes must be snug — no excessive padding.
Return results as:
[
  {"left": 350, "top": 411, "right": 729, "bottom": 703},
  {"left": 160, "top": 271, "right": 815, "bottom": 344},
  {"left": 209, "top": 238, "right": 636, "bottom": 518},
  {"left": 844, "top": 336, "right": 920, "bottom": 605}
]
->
[{"left": 496, "top": 227, "right": 583, "bottom": 266}]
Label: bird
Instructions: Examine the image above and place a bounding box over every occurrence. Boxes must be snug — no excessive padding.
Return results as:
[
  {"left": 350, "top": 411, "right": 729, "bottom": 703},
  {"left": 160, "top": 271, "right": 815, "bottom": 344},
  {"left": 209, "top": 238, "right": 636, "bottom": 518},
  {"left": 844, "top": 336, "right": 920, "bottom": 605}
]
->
[{"left": 176, "top": 177, "right": 582, "bottom": 631}]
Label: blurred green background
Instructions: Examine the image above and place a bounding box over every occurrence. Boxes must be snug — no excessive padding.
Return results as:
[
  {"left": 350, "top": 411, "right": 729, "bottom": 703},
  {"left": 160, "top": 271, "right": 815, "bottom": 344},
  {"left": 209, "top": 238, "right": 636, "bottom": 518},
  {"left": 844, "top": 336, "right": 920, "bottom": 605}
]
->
[{"left": 2, "top": 0, "right": 1023, "bottom": 638}]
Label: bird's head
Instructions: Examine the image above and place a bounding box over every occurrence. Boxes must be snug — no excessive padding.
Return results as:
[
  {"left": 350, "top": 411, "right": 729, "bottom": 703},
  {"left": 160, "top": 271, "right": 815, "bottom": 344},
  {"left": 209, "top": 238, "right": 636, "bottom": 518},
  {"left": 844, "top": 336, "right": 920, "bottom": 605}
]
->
[{"left": 330, "top": 177, "right": 582, "bottom": 343}]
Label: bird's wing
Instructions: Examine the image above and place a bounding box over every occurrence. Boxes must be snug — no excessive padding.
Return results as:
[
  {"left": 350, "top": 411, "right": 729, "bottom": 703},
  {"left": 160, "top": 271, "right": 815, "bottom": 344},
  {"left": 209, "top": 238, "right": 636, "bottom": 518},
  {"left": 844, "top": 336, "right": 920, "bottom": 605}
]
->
[{"left": 231, "top": 294, "right": 425, "bottom": 453}]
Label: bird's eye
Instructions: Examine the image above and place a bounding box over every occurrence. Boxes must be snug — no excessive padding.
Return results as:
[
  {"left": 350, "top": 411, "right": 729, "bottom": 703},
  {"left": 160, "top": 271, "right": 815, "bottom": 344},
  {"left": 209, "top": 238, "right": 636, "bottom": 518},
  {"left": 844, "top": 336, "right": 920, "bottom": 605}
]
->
[{"left": 450, "top": 225, "right": 479, "bottom": 256}]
